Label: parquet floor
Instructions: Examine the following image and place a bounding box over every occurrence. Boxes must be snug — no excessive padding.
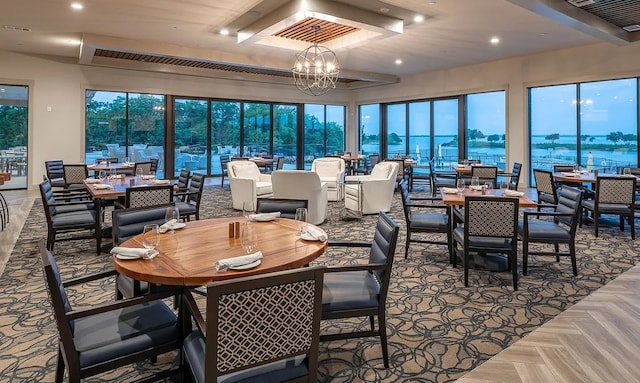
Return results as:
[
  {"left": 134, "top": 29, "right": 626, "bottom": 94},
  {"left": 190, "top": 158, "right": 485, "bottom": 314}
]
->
[{"left": 457, "top": 264, "right": 640, "bottom": 383}]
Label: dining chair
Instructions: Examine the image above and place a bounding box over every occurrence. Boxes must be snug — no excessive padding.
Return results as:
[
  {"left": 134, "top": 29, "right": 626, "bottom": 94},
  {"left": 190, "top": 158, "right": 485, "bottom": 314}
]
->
[
  {"left": 507, "top": 162, "right": 522, "bottom": 190},
  {"left": 45, "top": 160, "right": 66, "bottom": 188},
  {"left": 38, "top": 242, "right": 181, "bottom": 383},
  {"left": 428, "top": 160, "right": 457, "bottom": 197},
  {"left": 117, "top": 184, "right": 174, "bottom": 209},
  {"left": 399, "top": 180, "right": 452, "bottom": 261},
  {"left": 219, "top": 155, "right": 230, "bottom": 186},
  {"left": 553, "top": 164, "right": 583, "bottom": 189},
  {"left": 256, "top": 198, "right": 308, "bottom": 219},
  {"left": 470, "top": 165, "right": 498, "bottom": 187},
  {"left": 150, "top": 158, "right": 159, "bottom": 173},
  {"left": 580, "top": 176, "right": 636, "bottom": 239},
  {"left": 63, "top": 164, "right": 88, "bottom": 189},
  {"left": 452, "top": 196, "right": 519, "bottom": 290},
  {"left": 387, "top": 158, "right": 411, "bottom": 191},
  {"left": 533, "top": 169, "right": 558, "bottom": 209},
  {"left": 275, "top": 156, "right": 285, "bottom": 170},
  {"left": 181, "top": 266, "right": 325, "bottom": 383},
  {"left": 39, "top": 178, "right": 102, "bottom": 255},
  {"left": 320, "top": 211, "right": 400, "bottom": 368},
  {"left": 174, "top": 172, "right": 206, "bottom": 221},
  {"left": 134, "top": 161, "right": 153, "bottom": 176},
  {"left": 174, "top": 168, "right": 192, "bottom": 200},
  {"left": 519, "top": 186, "right": 583, "bottom": 276}
]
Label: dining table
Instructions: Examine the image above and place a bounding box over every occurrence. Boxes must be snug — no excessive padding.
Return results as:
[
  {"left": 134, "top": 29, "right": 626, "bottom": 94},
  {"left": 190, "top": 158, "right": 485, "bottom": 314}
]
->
[
  {"left": 551, "top": 171, "right": 634, "bottom": 185},
  {"left": 113, "top": 217, "right": 327, "bottom": 286},
  {"left": 342, "top": 155, "right": 365, "bottom": 175},
  {"left": 87, "top": 162, "right": 134, "bottom": 173},
  {"left": 453, "top": 164, "right": 508, "bottom": 175},
  {"left": 249, "top": 157, "right": 274, "bottom": 172},
  {"left": 440, "top": 187, "right": 537, "bottom": 208}
]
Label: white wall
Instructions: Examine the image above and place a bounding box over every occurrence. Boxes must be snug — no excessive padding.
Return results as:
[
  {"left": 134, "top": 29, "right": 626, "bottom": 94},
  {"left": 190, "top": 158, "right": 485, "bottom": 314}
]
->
[
  {"left": 3, "top": 41, "right": 640, "bottom": 189},
  {"left": 353, "top": 42, "right": 640, "bottom": 185}
]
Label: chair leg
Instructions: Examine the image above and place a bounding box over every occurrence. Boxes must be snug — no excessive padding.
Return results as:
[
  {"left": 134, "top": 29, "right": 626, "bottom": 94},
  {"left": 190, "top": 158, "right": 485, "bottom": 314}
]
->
[
  {"left": 404, "top": 230, "right": 410, "bottom": 259},
  {"left": 522, "top": 240, "right": 529, "bottom": 276},
  {"left": 554, "top": 244, "right": 560, "bottom": 262},
  {"left": 369, "top": 315, "right": 375, "bottom": 331},
  {"left": 570, "top": 242, "right": 578, "bottom": 276},
  {"left": 594, "top": 212, "right": 599, "bottom": 237},
  {"left": 511, "top": 251, "right": 518, "bottom": 291},
  {"left": 378, "top": 310, "right": 390, "bottom": 368},
  {"left": 631, "top": 212, "right": 635, "bottom": 240},
  {"left": 463, "top": 250, "right": 469, "bottom": 287},
  {"left": 55, "top": 348, "right": 65, "bottom": 383}
]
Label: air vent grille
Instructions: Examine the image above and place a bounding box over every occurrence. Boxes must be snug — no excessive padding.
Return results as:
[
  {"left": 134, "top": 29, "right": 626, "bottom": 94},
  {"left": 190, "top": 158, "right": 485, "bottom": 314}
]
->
[
  {"left": 3, "top": 25, "right": 31, "bottom": 32},
  {"left": 567, "top": 0, "right": 595, "bottom": 7}
]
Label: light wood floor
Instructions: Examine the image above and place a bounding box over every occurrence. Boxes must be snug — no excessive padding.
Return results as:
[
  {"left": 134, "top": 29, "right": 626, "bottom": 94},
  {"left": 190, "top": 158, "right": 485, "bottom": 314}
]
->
[{"left": 457, "top": 263, "right": 640, "bottom": 383}]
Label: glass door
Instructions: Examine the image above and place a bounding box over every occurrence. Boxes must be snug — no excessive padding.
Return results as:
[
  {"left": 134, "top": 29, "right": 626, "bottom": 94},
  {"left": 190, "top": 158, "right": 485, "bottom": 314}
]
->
[{"left": 0, "top": 85, "right": 28, "bottom": 189}]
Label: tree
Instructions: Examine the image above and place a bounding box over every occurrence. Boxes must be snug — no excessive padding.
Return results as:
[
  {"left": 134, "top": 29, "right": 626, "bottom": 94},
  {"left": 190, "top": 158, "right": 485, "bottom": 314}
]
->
[
  {"left": 544, "top": 133, "right": 560, "bottom": 144},
  {"left": 468, "top": 129, "right": 485, "bottom": 141},
  {"left": 388, "top": 132, "right": 402, "bottom": 144},
  {"left": 622, "top": 133, "right": 637, "bottom": 146},
  {"left": 487, "top": 134, "right": 501, "bottom": 143},
  {"left": 606, "top": 131, "right": 624, "bottom": 145}
]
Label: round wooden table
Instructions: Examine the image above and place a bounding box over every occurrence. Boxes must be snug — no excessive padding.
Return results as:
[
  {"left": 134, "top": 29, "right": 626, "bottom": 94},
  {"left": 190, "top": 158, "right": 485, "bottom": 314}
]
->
[{"left": 113, "top": 217, "right": 327, "bottom": 286}]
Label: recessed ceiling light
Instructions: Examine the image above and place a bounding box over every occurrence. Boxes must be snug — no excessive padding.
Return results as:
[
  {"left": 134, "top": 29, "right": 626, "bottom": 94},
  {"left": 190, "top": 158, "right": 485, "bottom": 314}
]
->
[
  {"left": 414, "top": 15, "right": 424, "bottom": 23},
  {"left": 71, "top": 2, "right": 84, "bottom": 10},
  {"left": 490, "top": 36, "right": 500, "bottom": 45},
  {"left": 220, "top": 29, "right": 229, "bottom": 36},
  {"left": 379, "top": 7, "right": 390, "bottom": 13},
  {"left": 395, "top": 59, "right": 402, "bottom": 65}
]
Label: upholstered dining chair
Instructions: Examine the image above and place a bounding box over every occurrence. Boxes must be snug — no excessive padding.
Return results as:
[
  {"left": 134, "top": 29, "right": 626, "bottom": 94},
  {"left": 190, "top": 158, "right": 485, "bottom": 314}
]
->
[
  {"left": 39, "top": 178, "right": 102, "bottom": 255},
  {"left": 227, "top": 160, "right": 273, "bottom": 210},
  {"left": 428, "top": 160, "right": 457, "bottom": 197},
  {"left": 311, "top": 157, "right": 346, "bottom": 201},
  {"left": 174, "top": 168, "right": 192, "bottom": 199},
  {"left": 174, "top": 172, "right": 206, "bottom": 221},
  {"left": 122, "top": 184, "right": 174, "bottom": 209},
  {"left": 470, "top": 165, "right": 498, "bottom": 187},
  {"left": 38, "top": 242, "right": 181, "bottom": 383},
  {"left": 519, "top": 186, "right": 583, "bottom": 276},
  {"left": 343, "top": 161, "right": 399, "bottom": 215},
  {"left": 399, "top": 180, "right": 451, "bottom": 261},
  {"left": 181, "top": 266, "right": 325, "bottom": 383},
  {"left": 256, "top": 198, "right": 308, "bottom": 219},
  {"left": 219, "top": 154, "right": 230, "bottom": 186},
  {"left": 45, "top": 160, "right": 66, "bottom": 188},
  {"left": 63, "top": 164, "right": 88, "bottom": 189},
  {"left": 320, "top": 211, "right": 400, "bottom": 368},
  {"left": 452, "top": 196, "right": 519, "bottom": 290},
  {"left": 533, "top": 169, "right": 558, "bottom": 209},
  {"left": 134, "top": 161, "right": 153, "bottom": 176},
  {"left": 271, "top": 170, "right": 327, "bottom": 225},
  {"left": 507, "top": 162, "right": 522, "bottom": 190},
  {"left": 580, "top": 176, "right": 636, "bottom": 239}
]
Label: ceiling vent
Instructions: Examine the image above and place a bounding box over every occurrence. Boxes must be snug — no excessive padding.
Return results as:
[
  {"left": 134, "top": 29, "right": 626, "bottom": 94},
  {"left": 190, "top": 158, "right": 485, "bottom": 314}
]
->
[
  {"left": 567, "top": 0, "right": 595, "bottom": 7},
  {"left": 3, "top": 25, "right": 31, "bottom": 32},
  {"left": 622, "top": 25, "right": 640, "bottom": 32}
]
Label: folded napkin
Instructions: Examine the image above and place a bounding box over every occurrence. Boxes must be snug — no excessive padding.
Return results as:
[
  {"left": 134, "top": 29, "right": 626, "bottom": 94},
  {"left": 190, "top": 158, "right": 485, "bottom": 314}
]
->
[
  {"left": 561, "top": 172, "right": 578, "bottom": 177},
  {"left": 85, "top": 178, "right": 102, "bottom": 184},
  {"left": 248, "top": 212, "right": 281, "bottom": 222},
  {"left": 503, "top": 190, "right": 525, "bottom": 197},
  {"left": 158, "top": 219, "right": 177, "bottom": 233},
  {"left": 456, "top": 164, "right": 467, "bottom": 168},
  {"left": 250, "top": 157, "right": 264, "bottom": 161},
  {"left": 123, "top": 162, "right": 135, "bottom": 166},
  {"left": 141, "top": 175, "right": 156, "bottom": 180},
  {"left": 469, "top": 185, "right": 484, "bottom": 191},
  {"left": 111, "top": 247, "right": 158, "bottom": 259},
  {"left": 441, "top": 187, "right": 459, "bottom": 194},
  {"left": 108, "top": 174, "right": 124, "bottom": 179},
  {"left": 304, "top": 226, "right": 328, "bottom": 242},
  {"left": 216, "top": 251, "right": 263, "bottom": 272},
  {"left": 152, "top": 179, "right": 171, "bottom": 185},
  {"left": 93, "top": 184, "right": 112, "bottom": 189},
  {"left": 99, "top": 161, "right": 107, "bottom": 165}
]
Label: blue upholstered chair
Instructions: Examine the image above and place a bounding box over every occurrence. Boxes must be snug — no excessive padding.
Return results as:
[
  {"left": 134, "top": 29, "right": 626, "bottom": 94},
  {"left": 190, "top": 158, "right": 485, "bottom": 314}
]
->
[{"left": 174, "top": 172, "right": 206, "bottom": 221}]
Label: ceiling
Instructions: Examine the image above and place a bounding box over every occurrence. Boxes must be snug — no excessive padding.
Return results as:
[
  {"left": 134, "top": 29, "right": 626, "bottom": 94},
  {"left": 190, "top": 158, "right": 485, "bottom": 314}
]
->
[{"left": 1, "top": 0, "right": 639, "bottom": 90}]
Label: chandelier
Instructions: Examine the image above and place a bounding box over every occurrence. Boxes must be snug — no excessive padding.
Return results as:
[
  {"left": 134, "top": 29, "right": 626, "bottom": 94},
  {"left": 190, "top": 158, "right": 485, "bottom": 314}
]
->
[{"left": 292, "top": 26, "right": 340, "bottom": 96}]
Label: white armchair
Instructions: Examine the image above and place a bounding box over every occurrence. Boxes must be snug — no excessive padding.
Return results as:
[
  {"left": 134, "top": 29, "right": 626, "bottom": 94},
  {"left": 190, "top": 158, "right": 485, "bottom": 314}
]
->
[
  {"left": 271, "top": 170, "right": 328, "bottom": 225},
  {"left": 344, "top": 161, "right": 399, "bottom": 215},
  {"left": 311, "top": 157, "right": 345, "bottom": 201},
  {"left": 227, "top": 161, "right": 273, "bottom": 210}
]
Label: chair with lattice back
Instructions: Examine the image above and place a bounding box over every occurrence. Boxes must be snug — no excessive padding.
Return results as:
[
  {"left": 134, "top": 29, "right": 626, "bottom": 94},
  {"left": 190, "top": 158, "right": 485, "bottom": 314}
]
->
[
  {"left": 580, "top": 176, "right": 636, "bottom": 239},
  {"left": 124, "top": 184, "right": 174, "bottom": 208},
  {"left": 63, "top": 164, "right": 88, "bottom": 189},
  {"left": 182, "top": 266, "right": 324, "bottom": 383}
]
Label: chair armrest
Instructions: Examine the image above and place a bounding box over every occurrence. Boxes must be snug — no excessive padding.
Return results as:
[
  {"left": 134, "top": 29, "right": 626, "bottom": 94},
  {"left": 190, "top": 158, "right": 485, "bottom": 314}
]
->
[
  {"left": 62, "top": 269, "right": 118, "bottom": 287},
  {"left": 52, "top": 188, "right": 91, "bottom": 197},
  {"left": 407, "top": 202, "right": 449, "bottom": 211},
  {"left": 523, "top": 210, "right": 573, "bottom": 219},
  {"left": 327, "top": 240, "right": 371, "bottom": 248},
  {"left": 183, "top": 290, "right": 206, "bottom": 337},
  {"left": 407, "top": 196, "right": 442, "bottom": 202},
  {"left": 66, "top": 288, "right": 179, "bottom": 321},
  {"left": 49, "top": 200, "right": 95, "bottom": 207},
  {"left": 325, "top": 263, "right": 387, "bottom": 273}
]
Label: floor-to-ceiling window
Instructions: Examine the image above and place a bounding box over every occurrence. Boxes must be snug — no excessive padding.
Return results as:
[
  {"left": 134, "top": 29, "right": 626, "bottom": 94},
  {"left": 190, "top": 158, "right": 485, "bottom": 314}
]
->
[
  {"left": 529, "top": 78, "right": 638, "bottom": 184},
  {"left": 174, "top": 98, "right": 207, "bottom": 177},
  {"left": 0, "top": 84, "right": 28, "bottom": 190},
  {"left": 466, "top": 91, "right": 506, "bottom": 167},
  {"left": 409, "top": 101, "right": 430, "bottom": 164},
  {"left": 211, "top": 101, "right": 241, "bottom": 174},
  {"left": 433, "top": 99, "right": 459, "bottom": 169},
  {"left": 304, "top": 104, "right": 346, "bottom": 169},
  {"left": 128, "top": 93, "right": 166, "bottom": 178},
  {"left": 243, "top": 103, "right": 271, "bottom": 157},
  {"left": 359, "top": 104, "right": 381, "bottom": 156},
  {"left": 386, "top": 103, "right": 406, "bottom": 158},
  {"left": 274, "top": 104, "right": 297, "bottom": 169}
]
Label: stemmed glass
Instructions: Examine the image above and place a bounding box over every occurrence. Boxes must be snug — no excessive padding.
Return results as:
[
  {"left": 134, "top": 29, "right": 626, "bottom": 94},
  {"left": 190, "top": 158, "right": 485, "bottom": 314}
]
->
[
  {"left": 98, "top": 170, "right": 107, "bottom": 183},
  {"left": 500, "top": 181, "right": 509, "bottom": 192},
  {"left": 164, "top": 206, "right": 180, "bottom": 234},
  {"left": 242, "top": 201, "right": 255, "bottom": 222},
  {"left": 470, "top": 176, "right": 480, "bottom": 188},
  {"left": 142, "top": 224, "right": 160, "bottom": 259},
  {"left": 456, "top": 178, "right": 466, "bottom": 194},
  {"left": 623, "top": 167, "right": 631, "bottom": 177},
  {"left": 295, "top": 207, "right": 308, "bottom": 236},
  {"left": 241, "top": 223, "right": 257, "bottom": 254}
]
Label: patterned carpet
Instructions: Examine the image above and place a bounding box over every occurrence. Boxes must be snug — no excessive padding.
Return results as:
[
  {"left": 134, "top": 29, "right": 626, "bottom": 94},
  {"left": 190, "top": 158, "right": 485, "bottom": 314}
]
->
[{"left": 1, "top": 184, "right": 639, "bottom": 382}]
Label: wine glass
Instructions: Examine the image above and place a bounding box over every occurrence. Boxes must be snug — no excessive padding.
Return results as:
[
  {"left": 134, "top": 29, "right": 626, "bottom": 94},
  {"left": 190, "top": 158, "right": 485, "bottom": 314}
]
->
[
  {"left": 295, "top": 207, "right": 308, "bottom": 236},
  {"left": 142, "top": 224, "right": 160, "bottom": 258},
  {"left": 500, "top": 181, "right": 509, "bottom": 192},
  {"left": 242, "top": 201, "right": 255, "bottom": 222},
  {"left": 241, "top": 223, "right": 257, "bottom": 254},
  {"left": 456, "top": 178, "right": 466, "bottom": 194},
  {"left": 623, "top": 167, "right": 631, "bottom": 177},
  {"left": 164, "top": 206, "right": 180, "bottom": 234},
  {"left": 471, "top": 176, "right": 480, "bottom": 188},
  {"left": 98, "top": 170, "right": 107, "bottom": 183}
]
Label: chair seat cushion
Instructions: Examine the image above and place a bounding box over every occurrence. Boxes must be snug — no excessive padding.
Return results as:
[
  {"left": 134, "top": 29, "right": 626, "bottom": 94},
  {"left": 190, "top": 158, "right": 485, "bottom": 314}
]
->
[
  {"left": 75, "top": 300, "right": 178, "bottom": 367},
  {"left": 538, "top": 193, "right": 556, "bottom": 204},
  {"left": 518, "top": 220, "right": 571, "bottom": 241},
  {"left": 582, "top": 200, "right": 631, "bottom": 214},
  {"left": 175, "top": 202, "right": 197, "bottom": 215},
  {"left": 55, "top": 203, "right": 95, "bottom": 214},
  {"left": 51, "top": 210, "right": 97, "bottom": 228},
  {"left": 116, "top": 274, "right": 150, "bottom": 298},
  {"left": 256, "top": 182, "right": 273, "bottom": 196},
  {"left": 50, "top": 177, "right": 66, "bottom": 188},
  {"left": 319, "top": 177, "right": 338, "bottom": 189},
  {"left": 453, "top": 227, "right": 514, "bottom": 250},
  {"left": 410, "top": 212, "right": 449, "bottom": 231},
  {"left": 322, "top": 270, "right": 380, "bottom": 312},
  {"left": 183, "top": 331, "right": 308, "bottom": 383}
]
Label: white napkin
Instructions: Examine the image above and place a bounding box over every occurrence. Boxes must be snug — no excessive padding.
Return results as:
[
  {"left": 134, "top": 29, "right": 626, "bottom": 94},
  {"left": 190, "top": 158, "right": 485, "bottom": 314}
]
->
[
  {"left": 108, "top": 174, "right": 124, "bottom": 179},
  {"left": 456, "top": 164, "right": 467, "bottom": 168},
  {"left": 469, "top": 185, "right": 484, "bottom": 191},
  {"left": 158, "top": 219, "right": 177, "bottom": 233},
  {"left": 141, "top": 175, "right": 156, "bottom": 180},
  {"left": 93, "top": 184, "right": 112, "bottom": 189},
  {"left": 124, "top": 162, "right": 135, "bottom": 166},
  {"left": 85, "top": 178, "right": 102, "bottom": 184},
  {"left": 99, "top": 161, "right": 107, "bottom": 165},
  {"left": 216, "top": 251, "right": 263, "bottom": 272},
  {"left": 561, "top": 172, "right": 577, "bottom": 177},
  {"left": 304, "top": 226, "right": 328, "bottom": 242},
  {"left": 152, "top": 179, "right": 171, "bottom": 185},
  {"left": 503, "top": 190, "right": 525, "bottom": 197},
  {"left": 248, "top": 212, "right": 281, "bottom": 222},
  {"left": 441, "top": 187, "right": 459, "bottom": 194},
  {"left": 111, "top": 247, "right": 158, "bottom": 259}
]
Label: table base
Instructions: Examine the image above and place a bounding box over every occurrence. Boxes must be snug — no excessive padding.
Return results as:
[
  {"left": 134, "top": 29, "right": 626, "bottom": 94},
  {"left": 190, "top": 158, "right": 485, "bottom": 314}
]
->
[{"left": 339, "top": 208, "right": 362, "bottom": 220}]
